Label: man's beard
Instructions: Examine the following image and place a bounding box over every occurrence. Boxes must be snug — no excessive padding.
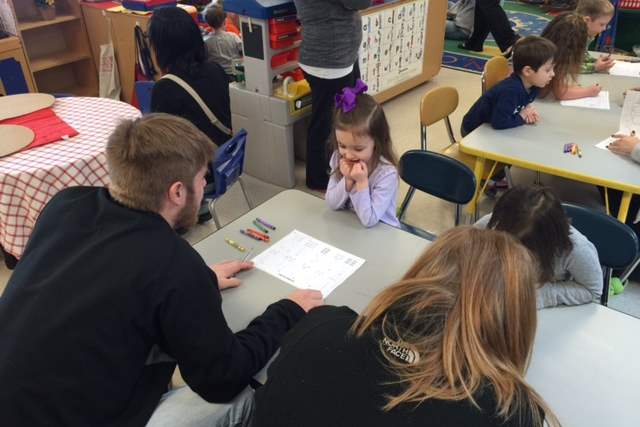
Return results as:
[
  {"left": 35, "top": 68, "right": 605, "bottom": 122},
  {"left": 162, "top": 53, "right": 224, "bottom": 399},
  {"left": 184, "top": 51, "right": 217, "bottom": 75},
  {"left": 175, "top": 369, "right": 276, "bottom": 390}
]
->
[{"left": 174, "top": 188, "right": 199, "bottom": 230}]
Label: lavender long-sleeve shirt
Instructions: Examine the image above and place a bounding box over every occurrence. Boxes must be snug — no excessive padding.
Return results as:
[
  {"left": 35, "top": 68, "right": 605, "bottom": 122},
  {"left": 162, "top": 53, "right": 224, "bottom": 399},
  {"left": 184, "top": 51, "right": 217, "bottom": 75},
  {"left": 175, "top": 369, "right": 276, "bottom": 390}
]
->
[{"left": 325, "top": 151, "right": 400, "bottom": 228}]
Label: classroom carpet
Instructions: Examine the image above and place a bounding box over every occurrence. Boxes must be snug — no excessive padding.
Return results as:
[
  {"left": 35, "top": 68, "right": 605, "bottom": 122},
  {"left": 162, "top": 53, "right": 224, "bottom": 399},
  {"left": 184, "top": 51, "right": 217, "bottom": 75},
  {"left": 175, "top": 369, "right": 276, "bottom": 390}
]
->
[{"left": 442, "top": 1, "right": 553, "bottom": 74}]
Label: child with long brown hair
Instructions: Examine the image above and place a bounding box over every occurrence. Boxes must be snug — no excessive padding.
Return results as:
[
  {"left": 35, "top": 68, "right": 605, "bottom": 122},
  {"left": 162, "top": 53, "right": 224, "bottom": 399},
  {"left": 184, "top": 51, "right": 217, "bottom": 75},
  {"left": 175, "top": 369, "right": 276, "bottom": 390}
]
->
[
  {"left": 477, "top": 185, "right": 603, "bottom": 308},
  {"left": 252, "top": 227, "right": 560, "bottom": 427},
  {"left": 325, "top": 79, "right": 400, "bottom": 228},
  {"left": 541, "top": 13, "right": 601, "bottom": 100}
]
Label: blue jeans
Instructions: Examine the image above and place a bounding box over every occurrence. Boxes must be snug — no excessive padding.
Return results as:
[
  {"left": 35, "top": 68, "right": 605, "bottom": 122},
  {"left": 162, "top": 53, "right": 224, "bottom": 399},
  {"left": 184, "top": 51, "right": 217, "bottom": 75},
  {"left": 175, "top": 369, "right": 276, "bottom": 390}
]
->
[
  {"left": 445, "top": 20, "right": 470, "bottom": 41},
  {"left": 146, "top": 386, "right": 254, "bottom": 427}
]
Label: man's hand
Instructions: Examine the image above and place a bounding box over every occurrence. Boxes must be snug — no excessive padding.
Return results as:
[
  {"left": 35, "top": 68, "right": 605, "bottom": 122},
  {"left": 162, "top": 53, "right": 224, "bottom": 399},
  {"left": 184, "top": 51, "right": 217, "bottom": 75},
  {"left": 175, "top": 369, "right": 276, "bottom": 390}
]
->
[
  {"left": 211, "top": 260, "right": 254, "bottom": 290},
  {"left": 608, "top": 134, "right": 640, "bottom": 156},
  {"left": 595, "top": 55, "right": 615, "bottom": 73},
  {"left": 287, "top": 289, "right": 324, "bottom": 312}
]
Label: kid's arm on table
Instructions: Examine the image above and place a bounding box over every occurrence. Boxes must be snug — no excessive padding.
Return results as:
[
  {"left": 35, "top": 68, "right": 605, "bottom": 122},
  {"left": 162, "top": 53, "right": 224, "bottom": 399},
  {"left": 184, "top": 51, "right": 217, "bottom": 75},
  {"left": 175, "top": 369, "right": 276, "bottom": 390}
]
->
[{"left": 490, "top": 92, "right": 526, "bottom": 130}]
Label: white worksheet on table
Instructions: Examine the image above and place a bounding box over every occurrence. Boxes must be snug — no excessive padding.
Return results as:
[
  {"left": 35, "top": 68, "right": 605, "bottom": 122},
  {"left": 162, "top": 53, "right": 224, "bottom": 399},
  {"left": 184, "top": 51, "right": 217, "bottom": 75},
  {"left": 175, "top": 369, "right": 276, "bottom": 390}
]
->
[
  {"left": 609, "top": 61, "right": 640, "bottom": 78},
  {"left": 620, "top": 90, "right": 640, "bottom": 134},
  {"left": 560, "top": 91, "right": 610, "bottom": 110},
  {"left": 252, "top": 230, "right": 366, "bottom": 297}
]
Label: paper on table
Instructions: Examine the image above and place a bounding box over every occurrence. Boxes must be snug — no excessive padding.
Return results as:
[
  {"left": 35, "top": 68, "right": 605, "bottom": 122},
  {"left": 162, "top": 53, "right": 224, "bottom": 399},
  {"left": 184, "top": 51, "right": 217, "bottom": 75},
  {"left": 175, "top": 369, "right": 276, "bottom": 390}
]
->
[
  {"left": 595, "top": 136, "right": 615, "bottom": 151},
  {"left": 619, "top": 90, "right": 640, "bottom": 135},
  {"left": 560, "top": 91, "right": 610, "bottom": 110},
  {"left": 252, "top": 230, "right": 365, "bottom": 297},
  {"left": 609, "top": 61, "right": 640, "bottom": 78}
]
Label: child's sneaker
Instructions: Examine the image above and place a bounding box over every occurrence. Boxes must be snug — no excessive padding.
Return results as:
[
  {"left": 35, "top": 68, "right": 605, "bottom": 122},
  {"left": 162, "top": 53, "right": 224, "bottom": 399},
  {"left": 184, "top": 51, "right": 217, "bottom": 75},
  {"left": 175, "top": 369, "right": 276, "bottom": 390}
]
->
[{"left": 609, "top": 277, "right": 627, "bottom": 296}]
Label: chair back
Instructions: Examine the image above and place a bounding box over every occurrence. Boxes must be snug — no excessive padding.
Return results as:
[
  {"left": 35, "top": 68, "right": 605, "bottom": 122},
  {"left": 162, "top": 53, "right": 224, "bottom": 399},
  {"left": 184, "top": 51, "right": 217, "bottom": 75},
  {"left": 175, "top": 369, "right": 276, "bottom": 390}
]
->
[
  {"left": 481, "top": 56, "right": 510, "bottom": 93},
  {"left": 562, "top": 203, "right": 639, "bottom": 270},
  {"left": 208, "top": 129, "right": 248, "bottom": 199},
  {"left": 420, "top": 86, "right": 459, "bottom": 127},
  {"left": 0, "top": 58, "right": 29, "bottom": 95},
  {"left": 134, "top": 81, "right": 155, "bottom": 114},
  {"left": 399, "top": 149, "right": 476, "bottom": 205}
]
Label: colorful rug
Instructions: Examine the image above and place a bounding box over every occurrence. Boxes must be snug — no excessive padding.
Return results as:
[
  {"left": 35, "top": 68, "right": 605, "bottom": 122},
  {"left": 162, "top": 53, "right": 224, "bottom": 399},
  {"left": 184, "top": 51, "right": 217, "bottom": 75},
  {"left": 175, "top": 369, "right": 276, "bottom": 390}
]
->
[{"left": 442, "top": 1, "right": 554, "bottom": 74}]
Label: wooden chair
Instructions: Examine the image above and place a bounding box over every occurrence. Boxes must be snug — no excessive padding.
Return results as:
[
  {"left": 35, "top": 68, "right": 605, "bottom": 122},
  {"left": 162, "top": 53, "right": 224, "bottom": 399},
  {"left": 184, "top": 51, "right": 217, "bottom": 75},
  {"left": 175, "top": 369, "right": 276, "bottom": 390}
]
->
[
  {"left": 419, "top": 86, "right": 501, "bottom": 183},
  {"left": 481, "top": 56, "right": 511, "bottom": 94}
]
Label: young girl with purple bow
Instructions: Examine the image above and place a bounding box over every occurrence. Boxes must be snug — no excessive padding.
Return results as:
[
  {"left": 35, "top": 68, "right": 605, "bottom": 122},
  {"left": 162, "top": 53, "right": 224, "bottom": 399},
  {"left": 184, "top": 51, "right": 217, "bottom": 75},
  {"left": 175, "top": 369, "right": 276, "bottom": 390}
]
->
[{"left": 325, "top": 80, "right": 400, "bottom": 228}]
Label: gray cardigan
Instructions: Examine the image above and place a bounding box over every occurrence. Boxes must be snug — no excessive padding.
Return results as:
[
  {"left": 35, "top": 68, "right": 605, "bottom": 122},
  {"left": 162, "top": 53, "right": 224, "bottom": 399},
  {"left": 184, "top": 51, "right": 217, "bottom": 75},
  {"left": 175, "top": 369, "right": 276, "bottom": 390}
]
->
[
  {"left": 476, "top": 214, "right": 603, "bottom": 309},
  {"left": 294, "top": 0, "right": 371, "bottom": 69}
]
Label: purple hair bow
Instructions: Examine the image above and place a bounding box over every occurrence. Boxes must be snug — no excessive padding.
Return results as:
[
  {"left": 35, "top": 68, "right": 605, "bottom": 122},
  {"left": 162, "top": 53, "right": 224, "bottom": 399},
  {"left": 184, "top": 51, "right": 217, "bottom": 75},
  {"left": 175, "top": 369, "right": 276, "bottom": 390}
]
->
[{"left": 335, "top": 79, "right": 368, "bottom": 113}]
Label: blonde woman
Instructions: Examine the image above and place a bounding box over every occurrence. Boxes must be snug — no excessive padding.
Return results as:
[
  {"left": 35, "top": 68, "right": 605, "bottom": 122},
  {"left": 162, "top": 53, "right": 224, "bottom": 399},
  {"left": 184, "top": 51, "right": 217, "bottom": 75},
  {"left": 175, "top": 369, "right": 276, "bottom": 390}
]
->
[{"left": 252, "top": 227, "right": 559, "bottom": 427}]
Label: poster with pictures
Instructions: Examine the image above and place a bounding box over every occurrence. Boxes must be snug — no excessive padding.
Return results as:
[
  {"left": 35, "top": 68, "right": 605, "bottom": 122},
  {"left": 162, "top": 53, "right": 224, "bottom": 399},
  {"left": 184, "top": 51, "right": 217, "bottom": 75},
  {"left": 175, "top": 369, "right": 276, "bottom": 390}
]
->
[{"left": 359, "top": 0, "right": 427, "bottom": 95}]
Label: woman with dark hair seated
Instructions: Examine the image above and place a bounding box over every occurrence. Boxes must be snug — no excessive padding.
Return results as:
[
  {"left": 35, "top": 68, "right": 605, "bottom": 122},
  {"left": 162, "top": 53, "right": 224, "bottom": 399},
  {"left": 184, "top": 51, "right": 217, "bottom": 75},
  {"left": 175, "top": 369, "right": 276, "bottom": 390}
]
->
[
  {"left": 149, "top": 7, "right": 232, "bottom": 147},
  {"left": 476, "top": 185, "right": 603, "bottom": 308},
  {"left": 252, "top": 227, "right": 560, "bottom": 427}
]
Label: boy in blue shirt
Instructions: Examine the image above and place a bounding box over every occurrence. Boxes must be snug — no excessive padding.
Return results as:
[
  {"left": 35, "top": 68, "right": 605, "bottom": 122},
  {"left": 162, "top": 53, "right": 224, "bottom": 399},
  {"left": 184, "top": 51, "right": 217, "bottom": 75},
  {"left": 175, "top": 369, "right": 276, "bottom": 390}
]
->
[{"left": 462, "top": 36, "right": 557, "bottom": 136}]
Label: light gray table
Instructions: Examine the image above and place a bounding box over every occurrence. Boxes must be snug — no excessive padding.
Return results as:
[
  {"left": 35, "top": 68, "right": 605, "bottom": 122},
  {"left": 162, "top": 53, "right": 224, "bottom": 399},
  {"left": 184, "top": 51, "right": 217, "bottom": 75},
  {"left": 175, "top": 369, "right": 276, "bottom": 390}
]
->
[
  {"left": 527, "top": 303, "right": 640, "bottom": 427},
  {"left": 460, "top": 73, "right": 640, "bottom": 221},
  {"left": 194, "top": 189, "right": 429, "bottom": 332},
  {"left": 194, "top": 190, "right": 640, "bottom": 427}
]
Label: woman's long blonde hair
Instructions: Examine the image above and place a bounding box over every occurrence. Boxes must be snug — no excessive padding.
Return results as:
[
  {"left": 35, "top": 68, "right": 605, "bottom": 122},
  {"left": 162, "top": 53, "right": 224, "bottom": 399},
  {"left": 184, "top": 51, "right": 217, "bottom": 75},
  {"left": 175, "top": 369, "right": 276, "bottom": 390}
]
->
[{"left": 352, "top": 227, "right": 560, "bottom": 426}]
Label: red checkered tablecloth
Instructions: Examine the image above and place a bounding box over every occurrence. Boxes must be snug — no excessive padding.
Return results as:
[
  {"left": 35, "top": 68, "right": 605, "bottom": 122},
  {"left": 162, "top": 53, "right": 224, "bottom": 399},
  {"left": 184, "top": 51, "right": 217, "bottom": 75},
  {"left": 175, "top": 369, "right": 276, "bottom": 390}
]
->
[{"left": 0, "top": 97, "right": 141, "bottom": 258}]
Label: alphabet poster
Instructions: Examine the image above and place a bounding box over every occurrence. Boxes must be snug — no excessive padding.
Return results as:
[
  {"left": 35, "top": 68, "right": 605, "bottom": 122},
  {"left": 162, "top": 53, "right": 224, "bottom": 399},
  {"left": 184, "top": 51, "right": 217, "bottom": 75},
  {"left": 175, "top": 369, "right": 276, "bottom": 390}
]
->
[{"left": 359, "top": 0, "right": 428, "bottom": 95}]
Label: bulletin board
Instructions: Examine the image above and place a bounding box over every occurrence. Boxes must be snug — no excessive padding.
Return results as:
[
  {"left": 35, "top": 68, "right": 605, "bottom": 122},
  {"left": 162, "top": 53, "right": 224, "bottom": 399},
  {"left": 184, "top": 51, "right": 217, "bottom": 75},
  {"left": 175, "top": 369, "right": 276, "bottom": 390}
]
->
[{"left": 360, "top": 0, "right": 445, "bottom": 103}]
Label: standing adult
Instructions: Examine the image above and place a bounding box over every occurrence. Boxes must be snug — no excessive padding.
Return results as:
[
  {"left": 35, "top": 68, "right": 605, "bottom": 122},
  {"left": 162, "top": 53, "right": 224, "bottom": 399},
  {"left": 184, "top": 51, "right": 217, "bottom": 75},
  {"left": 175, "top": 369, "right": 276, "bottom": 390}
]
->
[
  {"left": 0, "top": 114, "right": 323, "bottom": 426},
  {"left": 459, "top": 0, "right": 519, "bottom": 54},
  {"left": 149, "top": 7, "right": 232, "bottom": 147},
  {"left": 295, "top": 0, "right": 372, "bottom": 190}
]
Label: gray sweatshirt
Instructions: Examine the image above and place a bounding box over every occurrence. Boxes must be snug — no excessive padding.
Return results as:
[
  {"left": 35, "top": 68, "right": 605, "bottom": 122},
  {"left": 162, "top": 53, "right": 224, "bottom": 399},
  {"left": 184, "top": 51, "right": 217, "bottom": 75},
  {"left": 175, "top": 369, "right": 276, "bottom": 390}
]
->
[
  {"left": 476, "top": 214, "right": 603, "bottom": 309},
  {"left": 294, "top": 0, "right": 371, "bottom": 69}
]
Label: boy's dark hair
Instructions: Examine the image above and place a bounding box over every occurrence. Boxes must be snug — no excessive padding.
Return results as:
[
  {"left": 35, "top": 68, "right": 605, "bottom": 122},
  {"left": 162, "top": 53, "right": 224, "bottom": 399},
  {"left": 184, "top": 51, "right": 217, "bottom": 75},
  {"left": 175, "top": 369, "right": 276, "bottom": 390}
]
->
[
  {"left": 148, "top": 7, "right": 205, "bottom": 76},
  {"left": 512, "top": 36, "right": 557, "bottom": 75},
  {"left": 205, "top": 4, "right": 227, "bottom": 29},
  {"left": 487, "top": 185, "right": 573, "bottom": 284}
]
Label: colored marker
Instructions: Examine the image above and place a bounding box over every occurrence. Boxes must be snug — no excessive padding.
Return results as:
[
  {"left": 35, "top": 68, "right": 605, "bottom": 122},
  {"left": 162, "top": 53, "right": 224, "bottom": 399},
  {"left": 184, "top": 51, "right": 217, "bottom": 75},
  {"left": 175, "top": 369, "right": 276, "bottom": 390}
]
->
[
  {"left": 241, "top": 248, "right": 254, "bottom": 262},
  {"left": 225, "top": 238, "right": 246, "bottom": 252},
  {"left": 240, "top": 229, "right": 264, "bottom": 242},
  {"left": 256, "top": 217, "right": 276, "bottom": 230},
  {"left": 252, "top": 220, "right": 270, "bottom": 234},
  {"left": 577, "top": 145, "right": 583, "bottom": 158},
  {"left": 247, "top": 228, "right": 270, "bottom": 241}
]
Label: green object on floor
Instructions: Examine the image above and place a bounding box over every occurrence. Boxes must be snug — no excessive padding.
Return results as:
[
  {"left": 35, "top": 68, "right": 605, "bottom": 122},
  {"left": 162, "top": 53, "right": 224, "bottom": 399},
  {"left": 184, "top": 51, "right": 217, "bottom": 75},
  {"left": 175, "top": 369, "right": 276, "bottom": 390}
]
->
[{"left": 610, "top": 277, "right": 626, "bottom": 296}]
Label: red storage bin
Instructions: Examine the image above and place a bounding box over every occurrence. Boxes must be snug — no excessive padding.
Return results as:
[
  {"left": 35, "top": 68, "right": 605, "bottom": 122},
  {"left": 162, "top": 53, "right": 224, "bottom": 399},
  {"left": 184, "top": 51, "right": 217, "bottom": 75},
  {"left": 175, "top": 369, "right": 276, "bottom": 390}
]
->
[
  {"left": 271, "top": 48, "right": 299, "bottom": 68},
  {"left": 269, "top": 15, "right": 299, "bottom": 35},
  {"left": 281, "top": 68, "right": 304, "bottom": 81},
  {"left": 270, "top": 31, "right": 301, "bottom": 49}
]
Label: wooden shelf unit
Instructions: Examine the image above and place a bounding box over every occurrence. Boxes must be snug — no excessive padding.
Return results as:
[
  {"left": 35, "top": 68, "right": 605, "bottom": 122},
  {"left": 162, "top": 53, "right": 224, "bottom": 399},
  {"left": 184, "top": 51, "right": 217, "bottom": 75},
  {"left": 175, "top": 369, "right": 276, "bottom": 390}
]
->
[{"left": 9, "top": 0, "right": 98, "bottom": 96}]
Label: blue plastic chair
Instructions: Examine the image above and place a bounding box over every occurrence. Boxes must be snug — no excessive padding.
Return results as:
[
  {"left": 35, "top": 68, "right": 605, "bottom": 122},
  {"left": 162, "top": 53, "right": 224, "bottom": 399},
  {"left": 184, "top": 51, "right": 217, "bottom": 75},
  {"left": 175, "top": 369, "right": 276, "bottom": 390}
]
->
[
  {"left": 398, "top": 149, "right": 477, "bottom": 240},
  {"left": 0, "top": 58, "right": 29, "bottom": 95},
  {"left": 134, "top": 80, "right": 155, "bottom": 114},
  {"left": 206, "top": 129, "right": 253, "bottom": 228},
  {"left": 563, "top": 203, "right": 639, "bottom": 306}
]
